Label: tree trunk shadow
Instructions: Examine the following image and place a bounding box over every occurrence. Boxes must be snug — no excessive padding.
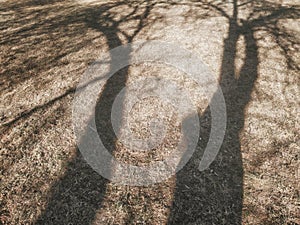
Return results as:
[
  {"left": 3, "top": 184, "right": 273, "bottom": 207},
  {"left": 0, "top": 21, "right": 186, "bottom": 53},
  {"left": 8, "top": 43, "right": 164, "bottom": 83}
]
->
[
  {"left": 35, "top": 2, "right": 153, "bottom": 224},
  {"left": 167, "top": 2, "right": 259, "bottom": 224},
  {"left": 35, "top": 33, "right": 127, "bottom": 225}
]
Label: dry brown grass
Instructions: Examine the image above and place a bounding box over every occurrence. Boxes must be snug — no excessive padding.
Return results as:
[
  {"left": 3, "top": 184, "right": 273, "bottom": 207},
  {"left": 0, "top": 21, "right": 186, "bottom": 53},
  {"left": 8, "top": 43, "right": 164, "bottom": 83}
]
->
[{"left": 0, "top": 0, "right": 299, "bottom": 224}]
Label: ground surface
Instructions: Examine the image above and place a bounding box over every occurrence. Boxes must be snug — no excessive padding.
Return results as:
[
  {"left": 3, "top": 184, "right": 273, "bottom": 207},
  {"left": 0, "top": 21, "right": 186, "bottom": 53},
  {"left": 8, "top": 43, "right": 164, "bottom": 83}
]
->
[{"left": 0, "top": 0, "right": 299, "bottom": 224}]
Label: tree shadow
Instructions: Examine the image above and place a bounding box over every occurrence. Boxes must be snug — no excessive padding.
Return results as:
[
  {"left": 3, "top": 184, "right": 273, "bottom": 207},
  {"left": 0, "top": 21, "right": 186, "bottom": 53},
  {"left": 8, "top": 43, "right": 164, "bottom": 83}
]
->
[
  {"left": 167, "top": 1, "right": 299, "bottom": 224},
  {"left": 34, "top": 1, "right": 158, "bottom": 224}
]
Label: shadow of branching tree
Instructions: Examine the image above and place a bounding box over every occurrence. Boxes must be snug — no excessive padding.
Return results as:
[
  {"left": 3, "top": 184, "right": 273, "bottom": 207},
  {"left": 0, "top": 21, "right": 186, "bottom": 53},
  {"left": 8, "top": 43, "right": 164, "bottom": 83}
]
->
[
  {"left": 33, "top": 1, "right": 161, "bottom": 225},
  {"left": 1, "top": 0, "right": 161, "bottom": 224},
  {"left": 167, "top": 0, "right": 299, "bottom": 224},
  {"left": 0, "top": 0, "right": 298, "bottom": 224}
]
